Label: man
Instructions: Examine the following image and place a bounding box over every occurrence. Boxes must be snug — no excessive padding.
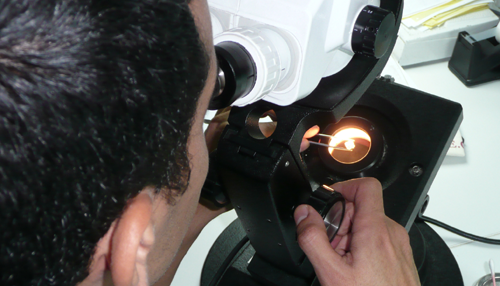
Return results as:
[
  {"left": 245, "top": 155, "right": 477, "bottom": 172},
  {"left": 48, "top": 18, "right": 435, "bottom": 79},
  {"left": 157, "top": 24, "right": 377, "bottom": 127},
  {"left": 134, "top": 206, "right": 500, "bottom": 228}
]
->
[{"left": 0, "top": 0, "right": 420, "bottom": 285}]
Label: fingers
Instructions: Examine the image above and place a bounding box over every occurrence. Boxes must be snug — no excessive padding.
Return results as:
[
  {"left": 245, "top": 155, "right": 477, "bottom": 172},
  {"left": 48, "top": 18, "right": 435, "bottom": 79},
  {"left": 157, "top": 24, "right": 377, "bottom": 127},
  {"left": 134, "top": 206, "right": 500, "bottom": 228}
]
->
[
  {"left": 205, "top": 108, "right": 231, "bottom": 152},
  {"left": 304, "top": 125, "right": 320, "bottom": 139},
  {"left": 300, "top": 125, "right": 320, "bottom": 152},
  {"left": 294, "top": 204, "right": 354, "bottom": 285},
  {"left": 336, "top": 202, "right": 354, "bottom": 237},
  {"left": 297, "top": 178, "right": 421, "bottom": 286},
  {"left": 204, "top": 120, "right": 228, "bottom": 152},
  {"left": 331, "top": 178, "right": 384, "bottom": 218},
  {"left": 330, "top": 178, "right": 387, "bottom": 255},
  {"left": 330, "top": 201, "right": 353, "bottom": 250},
  {"left": 294, "top": 205, "right": 347, "bottom": 280},
  {"left": 215, "top": 106, "right": 231, "bottom": 116},
  {"left": 332, "top": 233, "right": 351, "bottom": 256},
  {"left": 300, "top": 139, "right": 310, "bottom": 152}
]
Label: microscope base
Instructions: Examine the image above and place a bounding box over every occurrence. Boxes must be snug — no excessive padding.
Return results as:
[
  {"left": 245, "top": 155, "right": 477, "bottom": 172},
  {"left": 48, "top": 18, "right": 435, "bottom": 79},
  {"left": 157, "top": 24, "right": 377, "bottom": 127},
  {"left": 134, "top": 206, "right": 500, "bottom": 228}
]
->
[{"left": 201, "top": 218, "right": 463, "bottom": 286}]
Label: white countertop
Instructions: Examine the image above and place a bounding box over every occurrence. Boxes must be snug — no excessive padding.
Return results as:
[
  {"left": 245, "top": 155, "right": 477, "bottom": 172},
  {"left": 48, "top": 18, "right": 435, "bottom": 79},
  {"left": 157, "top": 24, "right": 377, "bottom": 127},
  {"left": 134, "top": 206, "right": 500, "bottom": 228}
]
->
[
  {"left": 404, "top": 60, "right": 500, "bottom": 286},
  {"left": 173, "top": 60, "right": 500, "bottom": 286}
]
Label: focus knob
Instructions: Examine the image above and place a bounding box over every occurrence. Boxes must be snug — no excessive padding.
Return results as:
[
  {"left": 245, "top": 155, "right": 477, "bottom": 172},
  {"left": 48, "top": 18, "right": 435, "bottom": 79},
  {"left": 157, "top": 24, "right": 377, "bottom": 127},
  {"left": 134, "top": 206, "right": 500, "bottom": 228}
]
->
[
  {"left": 305, "top": 185, "right": 345, "bottom": 242},
  {"left": 352, "top": 5, "right": 396, "bottom": 58}
]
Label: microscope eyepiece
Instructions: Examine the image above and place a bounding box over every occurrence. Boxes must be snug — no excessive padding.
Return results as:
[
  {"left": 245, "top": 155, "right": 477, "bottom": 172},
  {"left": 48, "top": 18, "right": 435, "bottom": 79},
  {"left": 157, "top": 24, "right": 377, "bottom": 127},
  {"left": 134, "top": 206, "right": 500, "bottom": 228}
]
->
[
  {"left": 209, "top": 26, "right": 294, "bottom": 108},
  {"left": 208, "top": 42, "right": 257, "bottom": 110}
]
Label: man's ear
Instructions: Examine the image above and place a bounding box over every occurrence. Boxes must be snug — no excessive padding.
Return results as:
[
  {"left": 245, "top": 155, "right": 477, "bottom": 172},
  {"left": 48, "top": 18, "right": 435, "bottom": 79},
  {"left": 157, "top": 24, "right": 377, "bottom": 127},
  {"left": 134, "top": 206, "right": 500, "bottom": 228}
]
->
[{"left": 109, "top": 191, "right": 156, "bottom": 286}]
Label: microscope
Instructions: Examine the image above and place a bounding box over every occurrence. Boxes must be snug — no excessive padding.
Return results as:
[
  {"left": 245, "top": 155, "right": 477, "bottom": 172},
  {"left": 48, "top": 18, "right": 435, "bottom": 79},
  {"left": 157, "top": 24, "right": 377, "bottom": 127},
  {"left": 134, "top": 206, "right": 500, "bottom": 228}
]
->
[{"left": 201, "top": 0, "right": 464, "bottom": 285}]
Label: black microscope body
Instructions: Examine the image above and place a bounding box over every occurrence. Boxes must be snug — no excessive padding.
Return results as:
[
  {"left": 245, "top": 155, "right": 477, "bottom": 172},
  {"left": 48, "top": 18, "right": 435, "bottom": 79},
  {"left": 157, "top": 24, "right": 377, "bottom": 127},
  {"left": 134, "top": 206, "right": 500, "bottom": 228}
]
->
[{"left": 200, "top": 0, "right": 465, "bottom": 285}]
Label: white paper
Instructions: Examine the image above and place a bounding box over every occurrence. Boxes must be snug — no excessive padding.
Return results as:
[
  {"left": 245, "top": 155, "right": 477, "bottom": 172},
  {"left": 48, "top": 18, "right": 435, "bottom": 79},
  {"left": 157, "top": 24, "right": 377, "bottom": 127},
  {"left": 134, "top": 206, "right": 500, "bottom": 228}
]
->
[
  {"left": 404, "top": 0, "right": 451, "bottom": 18},
  {"left": 402, "top": 0, "right": 489, "bottom": 28},
  {"left": 447, "top": 130, "right": 465, "bottom": 157}
]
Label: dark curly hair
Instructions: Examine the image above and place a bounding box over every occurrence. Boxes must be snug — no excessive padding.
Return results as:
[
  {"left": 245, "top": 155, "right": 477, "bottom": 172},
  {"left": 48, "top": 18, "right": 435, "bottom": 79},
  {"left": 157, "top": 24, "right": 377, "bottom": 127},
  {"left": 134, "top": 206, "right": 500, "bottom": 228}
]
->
[{"left": 0, "top": 0, "right": 209, "bottom": 285}]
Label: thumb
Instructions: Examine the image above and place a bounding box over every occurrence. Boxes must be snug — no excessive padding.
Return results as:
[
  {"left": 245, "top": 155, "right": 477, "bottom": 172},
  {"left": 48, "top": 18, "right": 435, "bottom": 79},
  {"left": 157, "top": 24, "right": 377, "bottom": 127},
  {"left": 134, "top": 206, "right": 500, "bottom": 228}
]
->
[{"left": 294, "top": 205, "right": 347, "bottom": 284}]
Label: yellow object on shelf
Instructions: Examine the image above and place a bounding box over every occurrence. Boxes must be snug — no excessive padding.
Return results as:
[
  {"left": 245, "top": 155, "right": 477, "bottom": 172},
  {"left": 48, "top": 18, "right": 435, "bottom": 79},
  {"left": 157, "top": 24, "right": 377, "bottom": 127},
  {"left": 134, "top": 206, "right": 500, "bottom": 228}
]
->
[
  {"left": 402, "top": 0, "right": 492, "bottom": 28},
  {"left": 423, "top": 3, "right": 491, "bottom": 28}
]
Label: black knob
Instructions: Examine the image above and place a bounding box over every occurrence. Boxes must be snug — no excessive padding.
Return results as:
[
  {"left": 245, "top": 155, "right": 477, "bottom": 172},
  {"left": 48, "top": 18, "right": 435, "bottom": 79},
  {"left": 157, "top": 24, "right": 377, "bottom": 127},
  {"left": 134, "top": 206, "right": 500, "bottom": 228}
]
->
[
  {"left": 305, "top": 185, "right": 345, "bottom": 242},
  {"left": 352, "top": 5, "right": 396, "bottom": 58},
  {"left": 200, "top": 151, "right": 230, "bottom": 208}
]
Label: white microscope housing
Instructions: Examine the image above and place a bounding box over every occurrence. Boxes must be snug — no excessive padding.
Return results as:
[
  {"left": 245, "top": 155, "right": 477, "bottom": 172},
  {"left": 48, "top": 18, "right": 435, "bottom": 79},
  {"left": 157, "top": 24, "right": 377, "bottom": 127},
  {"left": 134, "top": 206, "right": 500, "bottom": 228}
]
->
[{"left": 209, "top": 0, "right": 395, "bottom": 107}]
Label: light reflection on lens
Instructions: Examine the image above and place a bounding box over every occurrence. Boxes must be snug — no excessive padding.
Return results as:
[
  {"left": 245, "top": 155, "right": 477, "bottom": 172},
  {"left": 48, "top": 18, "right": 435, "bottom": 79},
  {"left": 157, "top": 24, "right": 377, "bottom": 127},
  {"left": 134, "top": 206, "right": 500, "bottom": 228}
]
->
[
  {"left": 328, "top": 127, "right": 371, "bottom": 164},
  {"left": 324, "top": 201, "right": 344, "bottom": 242}
]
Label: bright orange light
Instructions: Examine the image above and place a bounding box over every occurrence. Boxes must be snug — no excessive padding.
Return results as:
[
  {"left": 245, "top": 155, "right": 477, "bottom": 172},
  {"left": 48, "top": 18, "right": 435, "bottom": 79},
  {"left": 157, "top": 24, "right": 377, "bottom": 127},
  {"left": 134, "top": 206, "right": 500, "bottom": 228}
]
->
[{"left": 328, "top": 127, "right": 372, "bottom": 164}]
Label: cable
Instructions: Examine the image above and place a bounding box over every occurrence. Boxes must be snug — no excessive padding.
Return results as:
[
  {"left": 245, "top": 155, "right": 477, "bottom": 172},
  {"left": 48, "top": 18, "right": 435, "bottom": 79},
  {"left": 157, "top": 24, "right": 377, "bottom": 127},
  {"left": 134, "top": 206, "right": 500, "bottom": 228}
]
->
[{"left": 418, "top": 215, "right": 500, "bottom": 245}]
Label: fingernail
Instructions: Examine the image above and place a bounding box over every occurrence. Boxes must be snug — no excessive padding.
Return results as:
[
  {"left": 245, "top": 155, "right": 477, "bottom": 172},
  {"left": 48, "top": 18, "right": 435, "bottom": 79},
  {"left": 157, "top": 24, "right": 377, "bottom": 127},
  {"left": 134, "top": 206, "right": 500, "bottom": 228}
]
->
[{"left": 294, "top": 205, "right": 309, "bottom": 226}]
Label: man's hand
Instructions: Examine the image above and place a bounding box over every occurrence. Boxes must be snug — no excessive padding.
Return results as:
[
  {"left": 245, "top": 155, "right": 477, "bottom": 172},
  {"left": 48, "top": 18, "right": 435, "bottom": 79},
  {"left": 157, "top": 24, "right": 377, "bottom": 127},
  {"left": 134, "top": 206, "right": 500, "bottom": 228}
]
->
[
  {"left": 205, "top": 107, "right": 231, "bottom": 153},
  {"left": 294, "top": 178, "right": 420, "bottom": 286}
]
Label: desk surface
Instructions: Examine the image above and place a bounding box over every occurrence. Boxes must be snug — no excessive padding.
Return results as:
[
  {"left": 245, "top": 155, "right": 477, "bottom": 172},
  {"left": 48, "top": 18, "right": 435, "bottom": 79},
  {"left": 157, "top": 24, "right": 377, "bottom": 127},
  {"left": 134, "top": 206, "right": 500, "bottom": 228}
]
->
[
  {"left": 172, "top": 60, "right": 500, "bottom": 286},
  {"left": 404, "top": 61, "right": 500, "bottom": 286}
]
